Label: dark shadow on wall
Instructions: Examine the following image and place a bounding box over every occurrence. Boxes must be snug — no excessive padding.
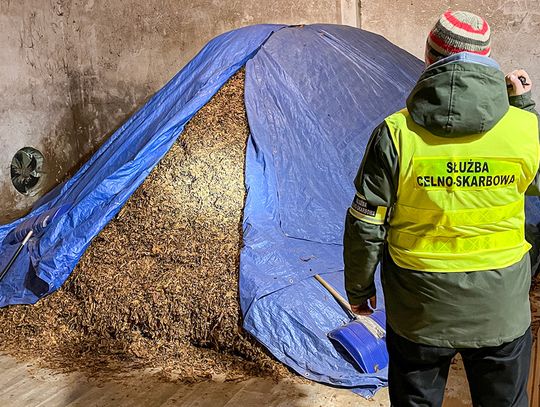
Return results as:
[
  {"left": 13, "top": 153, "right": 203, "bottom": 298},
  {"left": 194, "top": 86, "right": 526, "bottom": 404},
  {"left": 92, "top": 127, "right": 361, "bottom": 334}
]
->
[{"left": 0, "top": 85, "right": 153, "bottom": 225}]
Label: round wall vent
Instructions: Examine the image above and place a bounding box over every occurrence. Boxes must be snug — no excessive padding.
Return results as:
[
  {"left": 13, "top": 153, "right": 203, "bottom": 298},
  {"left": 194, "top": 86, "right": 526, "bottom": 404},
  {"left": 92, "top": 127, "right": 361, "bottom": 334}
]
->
[{"left": 11, "top": 147, "right": 45, "bottom": 195}]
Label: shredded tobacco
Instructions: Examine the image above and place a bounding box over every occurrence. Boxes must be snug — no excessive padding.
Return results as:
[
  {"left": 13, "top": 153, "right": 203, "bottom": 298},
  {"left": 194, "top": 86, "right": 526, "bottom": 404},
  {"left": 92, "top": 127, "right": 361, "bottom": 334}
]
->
[
  {"left": 0, "top": 69, "right": 539, "bottom": 382},
  {"left": 0, "top": 70, "right": 294, "bottom": 382}
]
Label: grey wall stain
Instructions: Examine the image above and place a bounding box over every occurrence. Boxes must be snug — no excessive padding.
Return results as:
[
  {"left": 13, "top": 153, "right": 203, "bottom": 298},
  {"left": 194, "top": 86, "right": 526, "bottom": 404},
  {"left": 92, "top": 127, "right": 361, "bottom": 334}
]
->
[
  {"left": 361, "top": 1, "right": 540, "bottom": 100},
  {"left": 0, "top": 0, "right": 339, "bottom": 224},
  {"left": 0, "top": 1, "right": 72, "bottom": 222},
  {"left": 2, "top": 1, "right": 536, "bottom": 224}
]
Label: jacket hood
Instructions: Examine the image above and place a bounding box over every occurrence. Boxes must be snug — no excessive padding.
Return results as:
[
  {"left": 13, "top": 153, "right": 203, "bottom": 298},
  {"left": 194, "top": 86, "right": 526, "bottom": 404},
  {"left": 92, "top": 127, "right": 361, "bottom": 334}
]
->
[{"left": 406, "top": 53, "right": 510, "bottom": 137}]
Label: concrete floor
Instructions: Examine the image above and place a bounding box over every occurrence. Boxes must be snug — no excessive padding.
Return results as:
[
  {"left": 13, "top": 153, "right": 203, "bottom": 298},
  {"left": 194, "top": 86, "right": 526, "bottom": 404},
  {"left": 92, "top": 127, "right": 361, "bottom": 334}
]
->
[{"left": 0, "top": 354, "right": 472, "bottom": 406}]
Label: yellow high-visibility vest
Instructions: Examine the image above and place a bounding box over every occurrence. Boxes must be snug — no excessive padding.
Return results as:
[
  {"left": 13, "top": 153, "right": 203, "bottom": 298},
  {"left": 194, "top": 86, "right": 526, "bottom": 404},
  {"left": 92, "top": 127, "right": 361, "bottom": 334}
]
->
[{"left": 385, "top": 107, "right": 540, "bottom": 272}]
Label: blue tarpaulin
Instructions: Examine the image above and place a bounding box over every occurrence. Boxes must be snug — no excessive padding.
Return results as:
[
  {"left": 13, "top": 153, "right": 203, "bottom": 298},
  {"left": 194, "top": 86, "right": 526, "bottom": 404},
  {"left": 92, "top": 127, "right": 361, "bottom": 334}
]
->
[
  {"left": 7, "top": 24, "right": 536, "bottom": 396},
  {"left": 0, "top": 23, "right": 283, "bottom": 305},
  {"left": 240, "top": 25, "right": 423, "bottom": 395}
]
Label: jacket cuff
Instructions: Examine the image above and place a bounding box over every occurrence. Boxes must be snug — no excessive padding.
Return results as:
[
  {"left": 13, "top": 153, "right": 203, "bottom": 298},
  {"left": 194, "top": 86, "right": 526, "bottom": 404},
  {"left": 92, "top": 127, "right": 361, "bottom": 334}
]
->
[
  {"left": 509, "top": 91, "right": 535, "bottom": 110},
  {"left": 347, "top": 286, "right": 376, "bottom": 305}
]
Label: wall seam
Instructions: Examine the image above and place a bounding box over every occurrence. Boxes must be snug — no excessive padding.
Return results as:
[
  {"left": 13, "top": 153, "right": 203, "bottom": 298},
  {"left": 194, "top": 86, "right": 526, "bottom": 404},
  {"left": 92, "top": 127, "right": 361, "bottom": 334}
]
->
[{"left": 358, "top": 0, "right": 362, "bottom": 28}]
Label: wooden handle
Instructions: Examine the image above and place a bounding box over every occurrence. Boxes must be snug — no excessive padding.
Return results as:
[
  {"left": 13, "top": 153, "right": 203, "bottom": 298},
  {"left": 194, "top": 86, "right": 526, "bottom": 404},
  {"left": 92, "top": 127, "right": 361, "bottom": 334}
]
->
[
  {"left": 315, "top": 274, "right": 386, "bottom": 339},
  {"left": 314, "top": 274, "right": 352, "bottom": 312}
]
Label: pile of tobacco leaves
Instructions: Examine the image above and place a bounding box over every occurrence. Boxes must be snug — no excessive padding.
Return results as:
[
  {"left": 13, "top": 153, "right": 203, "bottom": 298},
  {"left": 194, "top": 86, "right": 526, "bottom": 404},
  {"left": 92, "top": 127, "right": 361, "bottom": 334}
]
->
[
  {"left": 0, "top": 70, "right": 293, "bottom": 382},
  {"left": 1, "top": 68, "right": 539, "bottom": 382}
]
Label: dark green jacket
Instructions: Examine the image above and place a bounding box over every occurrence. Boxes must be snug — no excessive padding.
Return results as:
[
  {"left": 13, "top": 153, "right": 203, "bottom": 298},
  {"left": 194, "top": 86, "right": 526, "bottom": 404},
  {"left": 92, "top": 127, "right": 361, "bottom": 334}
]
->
[{"left": 344, "top": 56, "right": 540, "bottom": 348}]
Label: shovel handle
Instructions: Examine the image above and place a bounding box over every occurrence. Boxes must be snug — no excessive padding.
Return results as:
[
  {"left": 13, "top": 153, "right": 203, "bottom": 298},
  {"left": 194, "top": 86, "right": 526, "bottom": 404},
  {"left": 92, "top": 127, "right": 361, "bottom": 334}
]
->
[
  {"left": 0, "top": 231, "right": 33, "bottom": 283},
  {"left": 315, "top": 274, "right": 386, "bottom": 340},
  {"left": 314, "top": 274, "right": 353, "bottom": 312}
]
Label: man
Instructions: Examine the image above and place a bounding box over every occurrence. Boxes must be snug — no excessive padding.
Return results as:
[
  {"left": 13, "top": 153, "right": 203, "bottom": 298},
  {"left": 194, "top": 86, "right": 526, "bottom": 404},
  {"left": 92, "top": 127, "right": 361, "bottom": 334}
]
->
[{"left": 344, "top": 10, "right": 540, "bottom": 407}]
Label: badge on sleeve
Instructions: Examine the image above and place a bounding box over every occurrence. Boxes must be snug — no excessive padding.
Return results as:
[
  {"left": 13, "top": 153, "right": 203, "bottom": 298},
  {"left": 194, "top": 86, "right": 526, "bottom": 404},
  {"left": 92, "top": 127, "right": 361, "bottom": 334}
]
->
[{"left": 349, "top": 193, "right": 388, "bottom": 225}]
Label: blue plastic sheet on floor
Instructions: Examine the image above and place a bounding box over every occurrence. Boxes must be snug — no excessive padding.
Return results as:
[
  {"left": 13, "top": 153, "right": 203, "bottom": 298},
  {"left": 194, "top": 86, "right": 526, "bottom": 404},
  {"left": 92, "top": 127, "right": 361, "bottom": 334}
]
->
[
  {"left": 5, "top": 24, "right": 537, "bottom": 397},
  {"left": 241, "top": 25, "right": 423, "bottom": 396}
]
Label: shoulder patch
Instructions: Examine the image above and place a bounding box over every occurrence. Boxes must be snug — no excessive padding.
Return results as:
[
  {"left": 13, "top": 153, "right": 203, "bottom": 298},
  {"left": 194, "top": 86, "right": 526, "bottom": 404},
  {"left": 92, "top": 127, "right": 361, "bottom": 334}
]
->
[{"left": 349, "top": 193, "right": 388, "bottom": 225}]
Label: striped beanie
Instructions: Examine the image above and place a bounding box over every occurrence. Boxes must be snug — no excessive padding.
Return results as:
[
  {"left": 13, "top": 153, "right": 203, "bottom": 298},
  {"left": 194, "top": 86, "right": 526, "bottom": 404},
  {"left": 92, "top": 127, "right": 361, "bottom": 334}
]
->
[{"left": 425, "top": 10, "right": 491, "bottom": 66}]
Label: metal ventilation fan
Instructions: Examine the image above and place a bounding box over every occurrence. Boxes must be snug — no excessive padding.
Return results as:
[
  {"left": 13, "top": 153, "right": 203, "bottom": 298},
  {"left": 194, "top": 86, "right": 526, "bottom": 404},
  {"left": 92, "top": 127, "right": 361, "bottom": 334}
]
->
[{"left": 10, "top": 147, "right": 45, "bottom": 195}]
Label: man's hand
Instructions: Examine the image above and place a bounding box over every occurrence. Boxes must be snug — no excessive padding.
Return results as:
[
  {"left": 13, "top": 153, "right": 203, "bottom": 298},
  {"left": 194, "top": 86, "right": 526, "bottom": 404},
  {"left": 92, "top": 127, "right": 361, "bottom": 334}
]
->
[
  {"left": 350, "top": 295, "right": 376, "bottom": 315},
  {"left": 506, "top": 69, "right": 532, "bottom": 96}
]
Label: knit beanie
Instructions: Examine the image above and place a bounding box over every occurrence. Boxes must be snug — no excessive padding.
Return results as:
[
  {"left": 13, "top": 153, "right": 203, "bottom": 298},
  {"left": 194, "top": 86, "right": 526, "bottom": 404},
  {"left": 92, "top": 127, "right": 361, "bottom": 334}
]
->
[{"left": 425, "top": 10, "right": 491, "bottom": 66}]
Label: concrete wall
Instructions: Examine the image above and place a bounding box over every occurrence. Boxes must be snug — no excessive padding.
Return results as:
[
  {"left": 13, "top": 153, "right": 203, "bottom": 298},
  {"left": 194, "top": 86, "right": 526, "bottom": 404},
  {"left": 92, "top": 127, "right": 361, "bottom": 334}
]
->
[
  {"left": 1, "top": 2, "right": 73, "bottom": 223},
  {"left": 1, "top": 0, "right": 538, "bottom": 223},
  {"left": 361, "top": 0, "right": 540, "bottom": 101},
  {"left": 0, "top": 0, "right": 347, "bottom": 223}
]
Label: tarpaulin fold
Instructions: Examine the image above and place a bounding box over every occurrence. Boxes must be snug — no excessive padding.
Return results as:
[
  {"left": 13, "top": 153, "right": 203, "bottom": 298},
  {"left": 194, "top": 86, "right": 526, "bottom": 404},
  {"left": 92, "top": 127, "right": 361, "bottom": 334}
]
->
[
  {"left": 0, "top": 23, "right": 283, "bottom": 305},
  {"left": 241, "top": 25, "right": 423, "bottom": 396}
]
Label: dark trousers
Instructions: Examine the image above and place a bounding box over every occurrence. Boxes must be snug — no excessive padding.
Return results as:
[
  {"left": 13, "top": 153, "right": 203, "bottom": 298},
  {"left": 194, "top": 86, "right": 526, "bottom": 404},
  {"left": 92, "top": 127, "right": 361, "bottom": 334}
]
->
[{"left": 386, "top": 325, "right": 532, "bottom": 407}]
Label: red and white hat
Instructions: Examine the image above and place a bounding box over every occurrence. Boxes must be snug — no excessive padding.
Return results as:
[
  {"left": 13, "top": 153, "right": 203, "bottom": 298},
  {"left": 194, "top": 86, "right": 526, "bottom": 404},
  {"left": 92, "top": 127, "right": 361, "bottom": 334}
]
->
[{"left": 425, "top": 10, "right": 491, "bottom": 66}]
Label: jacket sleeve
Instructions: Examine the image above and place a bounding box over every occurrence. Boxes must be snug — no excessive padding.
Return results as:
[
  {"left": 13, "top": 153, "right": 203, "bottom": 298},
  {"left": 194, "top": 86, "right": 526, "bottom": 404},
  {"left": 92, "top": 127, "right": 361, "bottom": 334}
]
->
[
  {"left": 511, "top": 91, "right": 540, "bottom": 276},
  {"left": 510, "top": 92, "right": 540, "bottom": 196},
  {"left": 343, "top": 122, "right": 399, "bottom": 305}
]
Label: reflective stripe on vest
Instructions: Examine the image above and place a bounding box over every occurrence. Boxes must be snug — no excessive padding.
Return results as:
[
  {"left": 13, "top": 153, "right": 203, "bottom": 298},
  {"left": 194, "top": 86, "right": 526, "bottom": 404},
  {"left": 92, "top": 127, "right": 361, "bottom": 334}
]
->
[{"left": 386, "top": 107, "right": 540, "bottom": 272}]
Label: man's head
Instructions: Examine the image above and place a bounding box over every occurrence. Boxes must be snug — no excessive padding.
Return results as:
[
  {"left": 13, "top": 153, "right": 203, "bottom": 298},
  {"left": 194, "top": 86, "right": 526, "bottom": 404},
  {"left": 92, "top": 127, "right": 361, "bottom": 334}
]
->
[{"left": 425, "top": 10, "right": 491, "bottom": 66}]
